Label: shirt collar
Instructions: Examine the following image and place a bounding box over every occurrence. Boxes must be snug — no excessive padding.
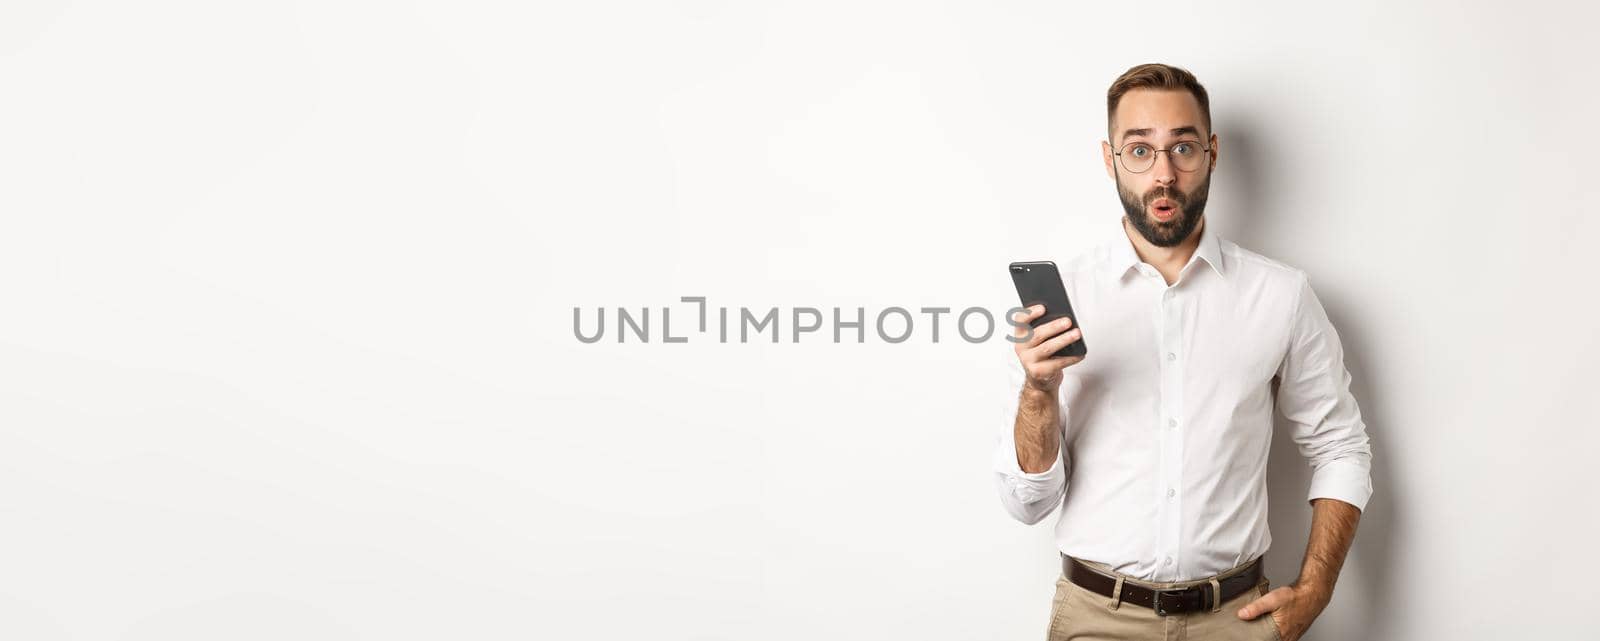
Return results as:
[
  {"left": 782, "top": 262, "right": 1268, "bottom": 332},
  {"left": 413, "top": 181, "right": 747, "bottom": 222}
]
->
[{"left": 1104, "top": 217, "right": 1226, "bottom": 285}]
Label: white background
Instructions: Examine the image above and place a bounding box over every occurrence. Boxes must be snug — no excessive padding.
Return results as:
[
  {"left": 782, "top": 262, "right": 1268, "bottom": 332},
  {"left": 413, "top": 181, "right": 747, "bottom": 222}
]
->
[{"left": 2, "top": 1, "right": 1596, "bottom": 639}]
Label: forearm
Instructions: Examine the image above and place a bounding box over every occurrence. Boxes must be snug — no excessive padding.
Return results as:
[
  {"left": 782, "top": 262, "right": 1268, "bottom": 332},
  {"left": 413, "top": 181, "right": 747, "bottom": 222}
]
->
[
  {"left": 1013, "top": 384, "right": 1060, "bottom": 473},
  {"left": 1294, "top": 498, "right": 1362, "bottom": 601}
]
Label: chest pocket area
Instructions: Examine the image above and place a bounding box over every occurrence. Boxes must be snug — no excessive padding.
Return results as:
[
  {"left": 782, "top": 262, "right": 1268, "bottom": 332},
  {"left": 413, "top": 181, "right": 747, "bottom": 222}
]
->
[{"left": 1192, "top": 308, "right": 1286, "bottom": 402}]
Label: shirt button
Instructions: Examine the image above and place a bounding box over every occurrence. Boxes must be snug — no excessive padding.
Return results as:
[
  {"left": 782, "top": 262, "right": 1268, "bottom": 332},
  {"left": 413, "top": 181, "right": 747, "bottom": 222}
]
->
[
  {"left": 1166, "top": 352, "right": 1176, "bottom": 361},
  {"left": 1168, "top": 418, "right": 1177, "bottom": 429},
  {"left": 1167, "top": 488, "right": 1176, "bottom": 499},
  {"left": 1163, "top": 556, "right": 1173, "bottom": 566}
]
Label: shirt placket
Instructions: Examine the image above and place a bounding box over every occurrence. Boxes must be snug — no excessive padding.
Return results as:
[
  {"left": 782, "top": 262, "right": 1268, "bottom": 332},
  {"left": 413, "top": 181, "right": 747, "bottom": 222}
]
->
[{"left": 1155, "top": 283, "right": 1185, "bottom": 581}]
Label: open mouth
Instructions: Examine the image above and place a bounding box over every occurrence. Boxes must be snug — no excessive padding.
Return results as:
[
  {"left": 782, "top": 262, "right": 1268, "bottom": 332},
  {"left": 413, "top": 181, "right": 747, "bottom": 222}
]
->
[{"left": 1150, "top": 198, "right": 1177, "bottom": 220}]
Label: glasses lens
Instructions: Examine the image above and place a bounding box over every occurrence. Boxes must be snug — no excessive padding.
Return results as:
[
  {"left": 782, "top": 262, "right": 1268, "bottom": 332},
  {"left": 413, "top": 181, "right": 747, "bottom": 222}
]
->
[
  {"left": 1169, "top": 141, "right": 1204, "bottom": 172},
  {"left": 1120, "top": 143, "right": 1154, "bottom": 173}
]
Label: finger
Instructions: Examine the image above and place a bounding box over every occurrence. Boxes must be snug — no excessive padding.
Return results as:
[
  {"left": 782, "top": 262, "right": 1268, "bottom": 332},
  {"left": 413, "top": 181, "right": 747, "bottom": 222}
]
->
[
  {"left": 1009, "top": 305, "right": 1046, "bottom": 337},
  {"left": 1025, "top": 316, "right": 1077, "bottom": 348},
  {"left": 1013, "top": 304, "right": 1045, "bottom": 323},
  {"left": 1028, "top": 328, "right": 1083, "bottom": 358},
  {"left": 1236, "top": 587, "right": 1289, "bottom": 620},
  {"left": 1034, "top": 355, "right": 1084, "bottom": 372}
]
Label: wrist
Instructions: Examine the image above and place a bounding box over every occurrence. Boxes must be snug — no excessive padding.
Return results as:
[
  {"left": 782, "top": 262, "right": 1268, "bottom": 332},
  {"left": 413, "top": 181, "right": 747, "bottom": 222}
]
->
[
  {"left": 1289, "top": 579, "right": 1334, "bottom": 608},
  {"left": 1022, "top": 378, "right": 1059, "bottom": 395}
]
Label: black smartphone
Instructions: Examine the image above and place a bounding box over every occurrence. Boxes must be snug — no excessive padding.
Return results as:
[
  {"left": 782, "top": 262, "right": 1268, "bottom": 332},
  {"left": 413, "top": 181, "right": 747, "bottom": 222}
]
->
[{"left": 1009, "top": 260, "right": 1086, "bottom": 358}]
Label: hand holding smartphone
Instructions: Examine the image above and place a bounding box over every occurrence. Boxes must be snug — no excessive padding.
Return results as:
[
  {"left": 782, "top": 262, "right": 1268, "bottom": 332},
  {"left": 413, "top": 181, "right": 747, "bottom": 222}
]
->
[
  {"left": 1009, "top": 261, "right": 1087, "bottom": 359},
  {"left": 1007, "top": 261, "right": 1084, "bottom": 470}
]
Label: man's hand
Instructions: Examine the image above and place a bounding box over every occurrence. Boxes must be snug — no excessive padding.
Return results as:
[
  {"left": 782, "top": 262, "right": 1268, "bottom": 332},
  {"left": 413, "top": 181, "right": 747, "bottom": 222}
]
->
[
  {"left": 1236, "top": 582, "right": 1330, "bottom": 641},
  {"left": 1239, "top": 498, "right": 1361, "bottom": 640},
  {"left": 1011, "top": 305, "right": 1085, "bottom": 391}
]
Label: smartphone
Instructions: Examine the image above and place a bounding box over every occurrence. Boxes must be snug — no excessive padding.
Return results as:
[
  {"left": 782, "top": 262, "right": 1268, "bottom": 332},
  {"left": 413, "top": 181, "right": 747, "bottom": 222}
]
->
[{"left": 1009, "top": 260, "right": 1086, "bottom": 358}]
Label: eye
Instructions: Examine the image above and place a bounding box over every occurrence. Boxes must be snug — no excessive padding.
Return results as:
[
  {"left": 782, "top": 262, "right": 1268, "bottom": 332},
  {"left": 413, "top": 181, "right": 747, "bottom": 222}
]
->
[
  {"left": 1173, "top": 142, "right": 1195, "bottom": 155},
  {"left": 1129, "top": 144, "right": 1152, "bottom": 157}
]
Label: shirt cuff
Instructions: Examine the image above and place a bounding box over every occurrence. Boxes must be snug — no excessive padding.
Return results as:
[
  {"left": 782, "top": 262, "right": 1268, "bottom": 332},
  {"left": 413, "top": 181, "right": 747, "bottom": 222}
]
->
[
  {"left": 994, "top": 445, "right": 1065, "bottom": 504},
  {"left": 1306, "top": 458, "right": 1373, "bottom": 512}
]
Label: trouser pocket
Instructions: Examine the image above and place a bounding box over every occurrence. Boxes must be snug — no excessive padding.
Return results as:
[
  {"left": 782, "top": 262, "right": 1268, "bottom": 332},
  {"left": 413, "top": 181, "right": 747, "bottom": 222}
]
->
[{"left": 1045, "top": 577, "right": 1075, "bottom": 640}]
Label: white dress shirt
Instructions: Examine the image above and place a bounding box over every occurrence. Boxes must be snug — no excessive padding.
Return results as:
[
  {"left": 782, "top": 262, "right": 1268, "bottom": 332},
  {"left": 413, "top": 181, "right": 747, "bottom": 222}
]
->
[{"left": 993, "top": 219, "right": 1373, "bottom": 582}]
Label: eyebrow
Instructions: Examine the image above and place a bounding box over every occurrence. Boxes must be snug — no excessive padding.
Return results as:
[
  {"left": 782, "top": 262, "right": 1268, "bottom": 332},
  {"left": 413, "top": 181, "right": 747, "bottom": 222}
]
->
[{"left": 1121, "top": 126, "right": 1202, "bottom": 141}]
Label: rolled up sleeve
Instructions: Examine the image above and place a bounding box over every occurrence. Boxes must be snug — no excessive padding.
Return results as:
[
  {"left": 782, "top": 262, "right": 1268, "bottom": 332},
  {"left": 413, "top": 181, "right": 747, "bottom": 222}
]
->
[
  {"left": 1275, "top": 273, "right": 1375, "bottom": 512},
  {"left": 992, "top": 355, "right": 1068, "bottom": 525}
]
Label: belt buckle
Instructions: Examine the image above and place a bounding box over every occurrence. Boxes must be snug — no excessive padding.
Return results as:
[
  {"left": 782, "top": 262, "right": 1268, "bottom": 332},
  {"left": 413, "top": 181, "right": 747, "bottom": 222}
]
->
[
  {"left": 1151, "top": 588, "right": 1180, "bottom": 617},
  {"left": 1151, "top": 586, "right": 1207, "bottom": 617}
]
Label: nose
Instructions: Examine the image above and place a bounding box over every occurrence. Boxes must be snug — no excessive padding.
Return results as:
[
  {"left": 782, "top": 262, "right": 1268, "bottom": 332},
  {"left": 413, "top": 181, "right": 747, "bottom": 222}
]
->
[{"left": 1151, "top": 150, "right": 1178, "bottom": 186}]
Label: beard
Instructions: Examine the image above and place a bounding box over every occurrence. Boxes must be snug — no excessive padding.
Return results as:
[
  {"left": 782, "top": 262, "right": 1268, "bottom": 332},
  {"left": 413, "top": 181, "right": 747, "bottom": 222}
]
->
[{"left": 1117, "top": 173, "right": 1211, "bottom": 248}]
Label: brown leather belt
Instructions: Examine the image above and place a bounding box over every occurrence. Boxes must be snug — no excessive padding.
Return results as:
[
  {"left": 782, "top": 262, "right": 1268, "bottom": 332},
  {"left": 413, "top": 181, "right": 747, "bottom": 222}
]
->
[{"left": 1061, "top": 555, "right": 1262, "bottom": 617}]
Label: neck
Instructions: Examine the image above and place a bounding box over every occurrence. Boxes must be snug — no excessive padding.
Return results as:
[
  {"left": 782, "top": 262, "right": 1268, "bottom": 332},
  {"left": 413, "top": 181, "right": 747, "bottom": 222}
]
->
[{"left": 1123, "top": 215, "right": 1204, "bottom": 285}]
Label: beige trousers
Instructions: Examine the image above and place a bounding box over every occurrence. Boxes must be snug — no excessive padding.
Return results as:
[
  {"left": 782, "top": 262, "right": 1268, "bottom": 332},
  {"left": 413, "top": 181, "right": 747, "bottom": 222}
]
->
[{"left": 1046, "top": 557, "right": 1282, "bottom": 641}]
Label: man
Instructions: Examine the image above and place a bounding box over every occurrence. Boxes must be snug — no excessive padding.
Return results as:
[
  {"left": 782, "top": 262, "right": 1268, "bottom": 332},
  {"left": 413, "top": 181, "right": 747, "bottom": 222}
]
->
[{"left": 994, "top": 63, "right": 1372, "bottom": 641}]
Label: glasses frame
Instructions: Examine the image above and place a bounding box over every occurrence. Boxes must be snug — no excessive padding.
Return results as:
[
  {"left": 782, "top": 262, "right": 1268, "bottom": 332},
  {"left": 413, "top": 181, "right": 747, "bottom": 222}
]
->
[{"left": 1113, "top": 139, "right": 1214, "bottom": 174}]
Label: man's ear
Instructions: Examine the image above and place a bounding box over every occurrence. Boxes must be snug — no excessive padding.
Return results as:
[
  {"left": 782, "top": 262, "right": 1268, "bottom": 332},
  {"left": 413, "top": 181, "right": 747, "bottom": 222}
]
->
[
  {"left": 1102, "top": 140, "right": 1116, "bottom": 179},
  {"left": 1208, "top": 133, "right": 1219, "bottom": 171}
]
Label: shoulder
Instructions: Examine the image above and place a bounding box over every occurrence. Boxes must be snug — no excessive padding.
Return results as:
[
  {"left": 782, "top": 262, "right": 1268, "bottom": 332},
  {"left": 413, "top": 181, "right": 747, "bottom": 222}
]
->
[{"left": 1219, "top": 238, "right": 1311, "bottom": 293}]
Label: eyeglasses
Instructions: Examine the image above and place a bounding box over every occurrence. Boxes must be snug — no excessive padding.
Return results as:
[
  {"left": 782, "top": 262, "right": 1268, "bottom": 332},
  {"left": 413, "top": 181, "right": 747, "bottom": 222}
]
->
[{"left": 1113, "top": 140, "right": 1213, "bottom": 174}]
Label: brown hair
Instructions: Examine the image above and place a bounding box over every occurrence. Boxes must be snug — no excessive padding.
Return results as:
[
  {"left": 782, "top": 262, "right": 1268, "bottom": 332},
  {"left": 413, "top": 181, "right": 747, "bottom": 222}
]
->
[{"left": 1106, "top": 63, "right": 1211, "bottom": 141}]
